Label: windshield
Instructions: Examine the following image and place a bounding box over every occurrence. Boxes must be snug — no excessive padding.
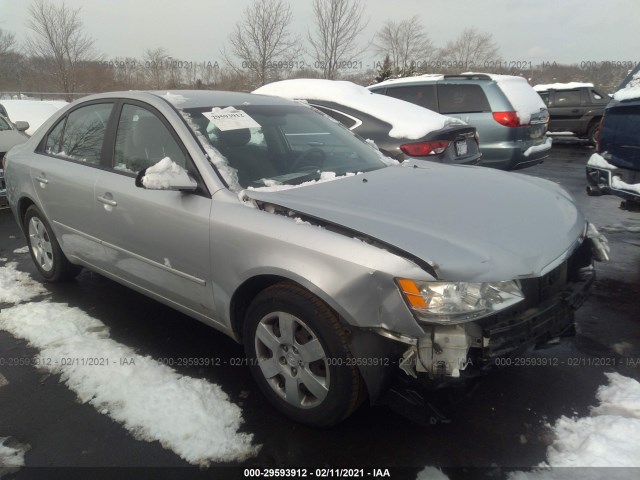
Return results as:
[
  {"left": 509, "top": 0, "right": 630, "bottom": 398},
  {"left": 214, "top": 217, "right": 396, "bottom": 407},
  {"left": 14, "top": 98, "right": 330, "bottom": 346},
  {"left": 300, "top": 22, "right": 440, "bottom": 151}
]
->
[
  {"left": 183, "top": 104, "right": 386, "bottom": 189},
  {"left": 0, "top": 116, "right": 11, "bottom": 131}
]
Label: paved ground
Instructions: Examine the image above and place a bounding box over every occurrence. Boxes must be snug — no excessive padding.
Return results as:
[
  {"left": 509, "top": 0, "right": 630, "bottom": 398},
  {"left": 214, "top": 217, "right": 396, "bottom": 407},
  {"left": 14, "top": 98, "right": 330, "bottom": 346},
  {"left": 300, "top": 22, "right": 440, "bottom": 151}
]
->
[{"left": 1, "top": 142, "right": 639, "bottom": 479}]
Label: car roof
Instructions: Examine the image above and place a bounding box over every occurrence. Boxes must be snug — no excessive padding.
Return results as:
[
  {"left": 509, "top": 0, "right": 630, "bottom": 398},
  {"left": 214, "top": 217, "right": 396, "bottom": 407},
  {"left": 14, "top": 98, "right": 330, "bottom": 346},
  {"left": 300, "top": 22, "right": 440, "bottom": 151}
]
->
[{"left": 73, "top": 90, "right": 298, "bottom": 109}]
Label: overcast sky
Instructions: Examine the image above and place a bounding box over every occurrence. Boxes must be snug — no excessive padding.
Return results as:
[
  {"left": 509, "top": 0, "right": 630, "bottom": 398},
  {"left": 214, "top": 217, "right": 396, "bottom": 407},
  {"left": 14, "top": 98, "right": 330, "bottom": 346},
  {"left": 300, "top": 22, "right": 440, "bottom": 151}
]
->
[{"left": 1, "top": 0, "right": 639, "bottom": 67}]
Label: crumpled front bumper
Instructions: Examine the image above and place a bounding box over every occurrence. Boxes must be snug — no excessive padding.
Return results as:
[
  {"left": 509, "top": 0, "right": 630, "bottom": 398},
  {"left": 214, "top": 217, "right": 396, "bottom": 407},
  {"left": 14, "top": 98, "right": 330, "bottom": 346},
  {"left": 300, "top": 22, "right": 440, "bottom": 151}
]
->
[{"left": 396, "top": 239, "right": 597, "bottom": 386}]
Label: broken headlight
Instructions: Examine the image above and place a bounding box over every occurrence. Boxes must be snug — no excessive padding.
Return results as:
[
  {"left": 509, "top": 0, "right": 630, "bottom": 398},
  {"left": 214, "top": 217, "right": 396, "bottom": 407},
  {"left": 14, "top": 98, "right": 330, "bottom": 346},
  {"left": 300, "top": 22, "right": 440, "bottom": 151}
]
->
[{"left": 396, "top": 278, "right": 524, "bottom": 324}]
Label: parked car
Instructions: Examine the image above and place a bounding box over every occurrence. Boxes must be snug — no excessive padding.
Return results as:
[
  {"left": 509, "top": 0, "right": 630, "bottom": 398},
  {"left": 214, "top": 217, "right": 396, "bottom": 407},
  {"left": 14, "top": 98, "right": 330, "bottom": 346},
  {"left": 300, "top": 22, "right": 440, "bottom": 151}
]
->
[
  {"left": 586, "top": 65, "right": 640, "bottom": 210},
  {"left": 368, "top": 73, "right": 550, "bottom": 170},
  {"left": 0, "top": 99, "right": 68, "bottom": 135},
  {"left": 533, "top": 82, "right": 609, "bottom": 145},
  {"left": 5, "top": 90, "right": 606, "bottom": 426},
  {"left": 0, "top": 114, "right": 29, "bottom": 208},
  {"left": 254, "top": 79, "right": 482, "bottom": 166}
]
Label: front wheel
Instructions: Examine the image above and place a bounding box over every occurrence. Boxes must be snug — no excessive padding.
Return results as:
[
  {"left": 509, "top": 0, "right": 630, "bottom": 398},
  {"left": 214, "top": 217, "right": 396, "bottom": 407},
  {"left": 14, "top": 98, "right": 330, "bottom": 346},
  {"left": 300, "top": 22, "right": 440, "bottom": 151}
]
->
[
  {"left": 587, "top": 121, "right": 600, "bottom": 146},
  {"left": 24, "top": 205, "right": 81, "bottom": 282},
  {"left": 243, "top": 283, "right": 365, "bottom": 426}
]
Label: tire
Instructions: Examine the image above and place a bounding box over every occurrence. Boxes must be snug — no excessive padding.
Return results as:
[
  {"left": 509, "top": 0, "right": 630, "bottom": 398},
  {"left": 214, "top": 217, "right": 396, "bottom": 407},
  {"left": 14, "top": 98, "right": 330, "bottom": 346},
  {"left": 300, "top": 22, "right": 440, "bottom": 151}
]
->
[
  {"left": 23, "top": 205, "right": 81, "bottom": 282},
  {"left": 587, "top": 121, "right": 600, "bottom": 146},
  {"left": 243, "top": 282, "right": 365, "bottom": 426}
]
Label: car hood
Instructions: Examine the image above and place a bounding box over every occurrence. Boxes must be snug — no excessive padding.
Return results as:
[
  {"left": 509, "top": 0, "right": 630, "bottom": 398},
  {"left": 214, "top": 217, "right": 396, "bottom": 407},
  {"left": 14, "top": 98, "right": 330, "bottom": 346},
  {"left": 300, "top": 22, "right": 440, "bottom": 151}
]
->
[{"left": 245, "top": 164, "right": 585, "bottom": 282}]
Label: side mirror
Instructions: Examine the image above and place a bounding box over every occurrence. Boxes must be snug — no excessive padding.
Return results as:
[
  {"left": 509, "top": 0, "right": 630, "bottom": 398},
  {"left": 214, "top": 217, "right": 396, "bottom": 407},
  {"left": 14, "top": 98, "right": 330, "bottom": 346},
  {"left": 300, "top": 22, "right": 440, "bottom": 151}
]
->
[
  {"left": 135, "top": 159, "right": 198, "bottom": 192},
  {"left": 15, "top": 121, "right": 30, "bottom": 132}
]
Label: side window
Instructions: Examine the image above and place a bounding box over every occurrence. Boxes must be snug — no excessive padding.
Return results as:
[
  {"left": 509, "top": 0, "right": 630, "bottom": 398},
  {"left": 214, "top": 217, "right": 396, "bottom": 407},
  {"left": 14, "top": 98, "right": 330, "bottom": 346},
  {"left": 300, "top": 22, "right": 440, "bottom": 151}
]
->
[
  {"left": 385, "top": 85, "right": 438, "bottom": 112},
  {"left": 313, "top": 105, "right": 359, "bottom": 129},
  {"left": 538, "top": 92, "right": 550, "bottom": 106},
  {"left": 437, "top": 84, "right": 491, "bottom": 114},
  {"left": 591, "top": 90, "right": 604, "bottom": 101},
  {"left": 114, "top": 104, "right": 187, "bottom": 173},
  {"left": 47, "top": 103, "right": 113, "bottom": 165},
  {"left": 555, "top": 90, "right": 582, "bottom": 106}
]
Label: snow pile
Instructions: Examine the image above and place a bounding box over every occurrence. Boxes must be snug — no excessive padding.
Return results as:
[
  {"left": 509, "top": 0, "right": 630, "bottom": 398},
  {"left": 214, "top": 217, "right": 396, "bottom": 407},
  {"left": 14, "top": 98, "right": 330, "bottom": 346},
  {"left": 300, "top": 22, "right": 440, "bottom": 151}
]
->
[
  {"left": 0, "top": 262, "right": 49, "bottom": 304},
  {"left": 370, "top": 74, "right": 445, "bottom": 88},
  {"left": 254, "top": 79, "right": 462, "bottom": 140},
  {"left": 159, "top": 92, "right": 187, "bottom": 105},
  {"left": 524, "top": 137, "right": 552, "bottom": 157},
  {"left": 0, "top": 437, "right": 28, "bottom": 469},
  {"left": 247, "top": 171, "right": 357, "bottom": 193},
  {"left": 587, "top": 153, "right": 617, "bottom": 170},
  {"left": 533, "top": 82, "right": 594, "bottom": 91},
  {"left": 0, "top": 99, "right": 67, "bottom": 135},
  {"left": 0, "top": 301, "right": 259, "bottom": 465},
  {"left": 13, "top": 246, "right": 29, "bottom": 254},
  {"left": 141, "top": 157, "right": 192, "bottom": 190},
  {"left": 611, "top": 176, "right": 640, "bottom": 195},
  {"left": 415, "top": 466, "right": 450, "bottom": 480},
  {"left": 509, "top": 373, "right": 640, "bottom": 479},
  {"left": 465, "top": 73, "right": 547, "bottom": 124},
  {"left": 613, "top": 71, "right": 640, "bottom": 102}
]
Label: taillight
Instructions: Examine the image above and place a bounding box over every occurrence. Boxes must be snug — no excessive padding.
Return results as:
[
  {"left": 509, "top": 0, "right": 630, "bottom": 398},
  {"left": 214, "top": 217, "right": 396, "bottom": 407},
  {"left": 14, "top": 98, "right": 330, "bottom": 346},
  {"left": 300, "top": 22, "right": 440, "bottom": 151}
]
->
[
  {"left": 400, "top": 140, "right": 450, "bottom": 156},
  {"left": 493, "top": 111, "right": 520, "bottom": 127}
]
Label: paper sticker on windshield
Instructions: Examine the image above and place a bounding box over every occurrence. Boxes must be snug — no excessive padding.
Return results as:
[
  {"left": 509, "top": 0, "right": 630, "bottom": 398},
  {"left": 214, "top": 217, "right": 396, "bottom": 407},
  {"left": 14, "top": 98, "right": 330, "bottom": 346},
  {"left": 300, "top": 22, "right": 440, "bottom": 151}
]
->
[{"left": 202, "top": 107, "right": 260, "bottom": 131}]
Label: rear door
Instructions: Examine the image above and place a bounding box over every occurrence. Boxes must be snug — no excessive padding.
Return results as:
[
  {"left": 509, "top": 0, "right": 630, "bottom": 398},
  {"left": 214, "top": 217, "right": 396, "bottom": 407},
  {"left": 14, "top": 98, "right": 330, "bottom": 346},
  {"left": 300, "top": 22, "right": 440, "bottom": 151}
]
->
[
  {"left": 547, "top": 89, "right": 584, "bottom": 132},
  {"left": 93, "top": 101, "right": 214, "bottom": 317},
  {"left": 29, "top": 101, "right": 115, "bottom": 266}
]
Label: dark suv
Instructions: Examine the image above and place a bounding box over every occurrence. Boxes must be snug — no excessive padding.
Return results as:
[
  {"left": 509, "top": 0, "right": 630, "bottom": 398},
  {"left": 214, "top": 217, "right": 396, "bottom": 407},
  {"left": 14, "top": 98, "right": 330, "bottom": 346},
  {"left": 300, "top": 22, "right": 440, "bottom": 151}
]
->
[
  {"left": 534, "top": 83, "right": 609, "bottom": 145},
  {"left": 586, "top": 65, "right": 640, "bottom": 210}
]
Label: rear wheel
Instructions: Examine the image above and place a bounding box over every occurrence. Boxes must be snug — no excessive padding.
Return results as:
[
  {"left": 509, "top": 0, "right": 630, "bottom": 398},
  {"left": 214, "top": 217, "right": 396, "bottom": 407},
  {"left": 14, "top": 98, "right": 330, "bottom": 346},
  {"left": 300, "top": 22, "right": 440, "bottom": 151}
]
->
[
  {"left": 243, "top": 282, "right": 365, "bottom": 426},
  {"left": 24, "top": 205, "right": 81, "bottom": 282}
]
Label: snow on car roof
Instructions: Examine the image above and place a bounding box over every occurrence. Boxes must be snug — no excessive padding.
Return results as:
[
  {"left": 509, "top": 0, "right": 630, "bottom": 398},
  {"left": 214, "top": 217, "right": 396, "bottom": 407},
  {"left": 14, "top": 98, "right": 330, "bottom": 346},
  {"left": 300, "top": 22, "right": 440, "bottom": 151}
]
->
[
  {"left": 462, "top": 73, "right": 547, "bottom": 124},
  {"left": 368, "top": 74, "right": 445, "bottom": 88},
  {"left": 0, "top": 99, "right": 68, "bottom": 135},
  {"left": 254, "top": 79, "right": 460, "bottom": 140},
  {"left": 533, "top": 82, "right": 594, "bottom": 91},
  {"left": 613, "top": 71, "right": 640, "bottom": 102}
]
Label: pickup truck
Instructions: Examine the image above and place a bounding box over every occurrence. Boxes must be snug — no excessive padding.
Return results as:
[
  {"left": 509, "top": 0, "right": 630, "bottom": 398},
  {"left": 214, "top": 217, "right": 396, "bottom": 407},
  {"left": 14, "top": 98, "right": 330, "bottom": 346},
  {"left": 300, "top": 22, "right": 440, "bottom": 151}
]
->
[{"left": 534, "top": 83, "right": 609, "bottom": 145}]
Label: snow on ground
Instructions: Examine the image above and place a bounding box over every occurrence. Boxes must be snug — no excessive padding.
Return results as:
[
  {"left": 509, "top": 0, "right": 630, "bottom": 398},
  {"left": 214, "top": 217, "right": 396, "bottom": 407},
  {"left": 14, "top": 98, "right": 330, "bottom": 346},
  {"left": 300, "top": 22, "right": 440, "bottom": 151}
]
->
[
  {"left": 0, "top": 301, "right": 259, "bottom": 465},
  {"left": 254, "top": 79, "right": 463, "bottom": 139},
  {"left": 0, "top": 437, "right": 29, "bottom": 470},
  {"left": 599, "top": 223, "right": 640, "bottom": 233},
  {"left": 533, "top": 82, "right": 594, "bottom": 91},
  {"left": 508, "top": 373, "right": 640, "bottom": 479},
  {"left": 12, "top": 246, "right": 29, "bottom": 254},
  {"left": 587, "top": 153, "right": 617, "bottom": 170},
  {"left": 0, "top": 262, "right": 49, "bottom": 304},
  {"left": 524, "top": 138, "right": 552, "bottom": 157}
]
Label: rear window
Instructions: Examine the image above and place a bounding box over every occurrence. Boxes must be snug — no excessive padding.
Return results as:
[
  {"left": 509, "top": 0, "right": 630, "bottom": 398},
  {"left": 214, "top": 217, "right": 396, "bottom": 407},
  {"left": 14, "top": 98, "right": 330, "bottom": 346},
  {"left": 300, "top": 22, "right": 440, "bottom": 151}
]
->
[
  {"left": 384, "top": 85, "right": 437, "bottom": 112},
  {"left": 602, "top": 105, "right": 640, "bottom": 149},
  {"left": 437, "top": 84, "right": 490, "bottom": 114}
]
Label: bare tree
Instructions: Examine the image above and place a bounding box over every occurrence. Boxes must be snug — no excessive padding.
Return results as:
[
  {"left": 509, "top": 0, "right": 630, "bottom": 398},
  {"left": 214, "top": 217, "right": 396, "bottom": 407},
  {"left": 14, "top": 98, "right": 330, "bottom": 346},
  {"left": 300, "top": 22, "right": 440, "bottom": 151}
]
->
[
  {"left": 144, "top": 47, "right": 169, "bottom": 89},
  {"left": 222, "top": 0, "right": 301, "bottom": 88},
  {"left": 25, "top": 0, "right": 97, "bottom": 98},
  {"left": 373, "top": 15, "right": 434, "bottom": 75},
  {"left": 439, "top": 28, "right": 500, "bottom": 71},
  {"left": 308, "top": 0, "right": 369, "bottom": 80},
  {"left": 0, "top": 28, "right": 16, "bottom": 57}
]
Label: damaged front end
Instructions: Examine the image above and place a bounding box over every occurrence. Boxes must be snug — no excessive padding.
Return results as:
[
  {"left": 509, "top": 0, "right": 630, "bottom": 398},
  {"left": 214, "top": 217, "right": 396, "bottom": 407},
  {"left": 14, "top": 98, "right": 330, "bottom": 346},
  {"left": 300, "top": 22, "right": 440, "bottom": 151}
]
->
[{"left": 388, "top": 231, "right": 600, "bottom": 386}]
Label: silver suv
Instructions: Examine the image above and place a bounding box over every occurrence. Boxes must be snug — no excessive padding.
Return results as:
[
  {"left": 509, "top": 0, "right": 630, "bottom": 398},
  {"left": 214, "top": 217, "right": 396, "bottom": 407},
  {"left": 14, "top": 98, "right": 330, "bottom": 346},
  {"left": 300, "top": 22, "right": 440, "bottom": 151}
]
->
[
  {"left": 369, "top": 73, "right": 550, "bottom": 170},
  {"left": 4, "top": 90, "right": 602, "bottom": 426}
]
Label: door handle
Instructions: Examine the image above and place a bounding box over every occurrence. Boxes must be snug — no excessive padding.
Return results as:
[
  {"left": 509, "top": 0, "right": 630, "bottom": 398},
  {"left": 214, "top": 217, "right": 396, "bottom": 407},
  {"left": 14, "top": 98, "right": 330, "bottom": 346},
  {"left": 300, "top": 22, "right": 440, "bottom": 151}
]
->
[
  {"left": 97, "top": 195, "right": 117, "bottom": 207},
  {"left": 35, "top": 175, "right": 48, "bottom": 184}
]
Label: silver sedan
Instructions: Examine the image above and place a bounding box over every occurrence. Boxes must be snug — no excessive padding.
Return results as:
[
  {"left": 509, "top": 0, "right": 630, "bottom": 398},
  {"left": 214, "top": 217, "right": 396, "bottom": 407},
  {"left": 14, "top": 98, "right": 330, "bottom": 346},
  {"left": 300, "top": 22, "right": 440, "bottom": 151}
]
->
[{"left": 4, "top": 90, "right": 604, "bottom": 426}]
